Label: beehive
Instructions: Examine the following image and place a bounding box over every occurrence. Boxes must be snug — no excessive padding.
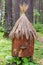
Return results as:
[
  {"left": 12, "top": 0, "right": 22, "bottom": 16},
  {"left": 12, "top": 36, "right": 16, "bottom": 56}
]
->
[{"left": 9, "top": 14, "right": 37, "bottom": 57}]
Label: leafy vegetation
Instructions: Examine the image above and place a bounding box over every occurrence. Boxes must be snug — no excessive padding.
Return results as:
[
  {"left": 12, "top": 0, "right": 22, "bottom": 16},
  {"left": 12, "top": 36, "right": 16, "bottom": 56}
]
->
[
  {"left": 0, "top": 0, "right": 5, "bottom": 29},
  {"left": 33, "top": 22, "right": 43, "bottom": 33},
  {"left": 0, "top": 27, "right": 4, "bottom": 32},
  {"left": 33, "top": 9, "right": 40, "bottom": 17},
  {"left": 33, "top": 9, "right": 40, "bottom": 23}
]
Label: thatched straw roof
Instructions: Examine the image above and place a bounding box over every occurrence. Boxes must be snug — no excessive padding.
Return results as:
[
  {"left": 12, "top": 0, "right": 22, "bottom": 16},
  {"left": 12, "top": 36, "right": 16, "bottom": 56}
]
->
[{"left": 9, "top": 14, "right": 37, "bottom": 39}]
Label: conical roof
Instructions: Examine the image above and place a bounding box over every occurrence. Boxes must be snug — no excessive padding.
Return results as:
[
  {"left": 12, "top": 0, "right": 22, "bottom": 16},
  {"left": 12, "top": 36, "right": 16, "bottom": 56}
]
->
[{"left": 9, "top": 14, "right": 37, "bottom": 39}]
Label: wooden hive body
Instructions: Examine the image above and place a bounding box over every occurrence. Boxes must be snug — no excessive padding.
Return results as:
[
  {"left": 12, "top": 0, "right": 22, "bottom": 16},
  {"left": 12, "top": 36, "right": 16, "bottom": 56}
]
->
[
  {"left": 9, "top": 14, "right": 36, "bottom": 57},
  {"left": 12, "top": 35, "right": 34, "bottom": 57}
]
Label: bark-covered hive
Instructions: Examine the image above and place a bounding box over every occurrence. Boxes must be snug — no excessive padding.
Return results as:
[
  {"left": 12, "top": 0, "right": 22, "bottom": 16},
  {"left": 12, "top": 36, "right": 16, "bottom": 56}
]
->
[{"left": 9, "top": 14, "right": 37, "bottom": 57}]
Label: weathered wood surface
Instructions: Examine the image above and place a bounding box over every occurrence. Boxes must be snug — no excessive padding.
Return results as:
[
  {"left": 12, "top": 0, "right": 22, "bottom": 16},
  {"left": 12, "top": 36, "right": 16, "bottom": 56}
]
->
[{"left": 12, "top": 35, "right": 34, "bottom": 57}]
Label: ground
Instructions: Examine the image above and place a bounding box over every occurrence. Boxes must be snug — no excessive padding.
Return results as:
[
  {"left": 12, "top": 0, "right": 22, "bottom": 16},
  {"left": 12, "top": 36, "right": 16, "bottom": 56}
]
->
[{"left": 0, "top": 32, "right": 43, "bottom": 65}]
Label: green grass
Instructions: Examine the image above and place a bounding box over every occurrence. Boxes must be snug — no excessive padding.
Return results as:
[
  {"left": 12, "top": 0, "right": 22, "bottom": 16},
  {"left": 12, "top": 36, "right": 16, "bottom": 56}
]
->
[
  {"left": 0, "top": 32, "right": 11, "bottom": 65},
  {"left": 37, "top": 32, "right": 43, "bottom": 37},
  {"left": 0, "top": 32, "right": 43, "bottom": 65}
]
